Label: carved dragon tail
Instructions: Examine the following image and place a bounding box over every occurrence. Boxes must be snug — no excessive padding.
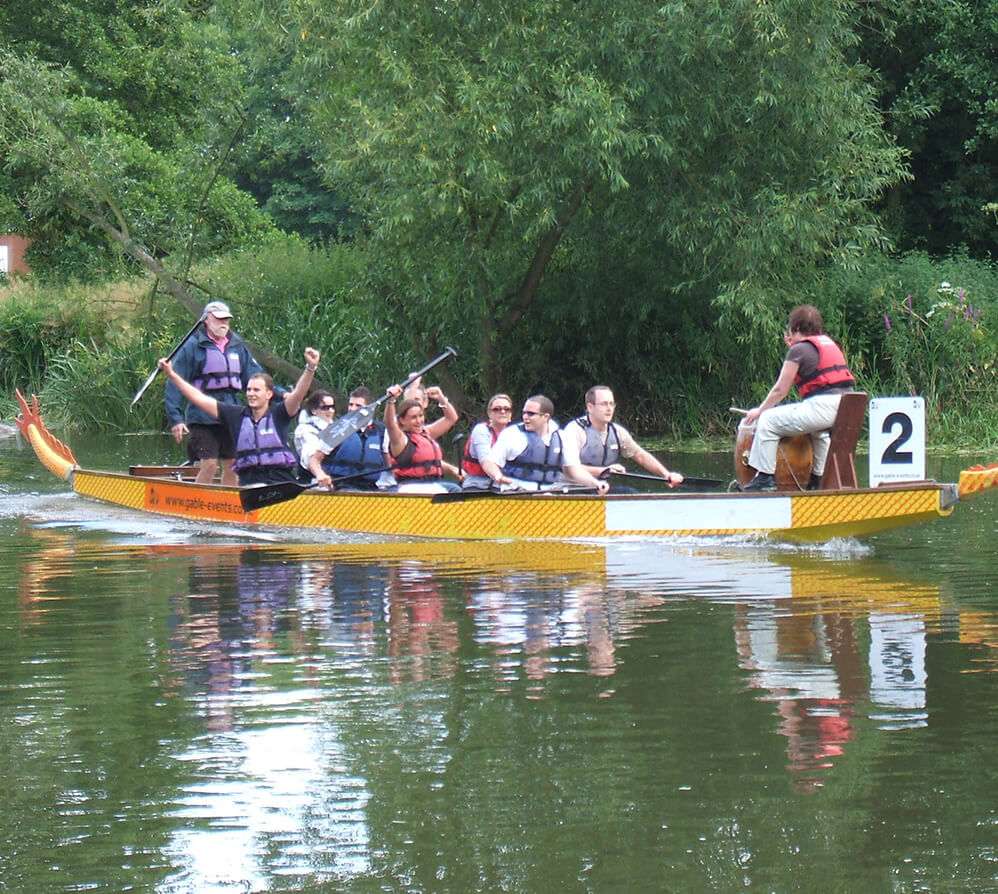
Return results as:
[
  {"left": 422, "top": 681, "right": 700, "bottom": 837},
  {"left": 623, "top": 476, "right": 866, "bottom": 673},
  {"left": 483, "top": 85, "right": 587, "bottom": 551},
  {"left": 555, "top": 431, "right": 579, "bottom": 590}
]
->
[
  {"left": 14, "top": 389, "right": 78, "bottom": 482},
  {"left": 958, "top": 462, "right": 998, "bottom": 499}
]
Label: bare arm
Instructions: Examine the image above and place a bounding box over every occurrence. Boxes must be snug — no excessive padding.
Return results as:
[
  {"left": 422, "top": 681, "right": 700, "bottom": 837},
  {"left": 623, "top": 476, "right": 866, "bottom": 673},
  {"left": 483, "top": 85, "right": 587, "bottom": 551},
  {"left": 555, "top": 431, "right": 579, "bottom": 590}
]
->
[
  {"left": 383, "top": 385, "right": 407, "bottom": 457},
  {"left": 745, "top": 359, "right": 800, "bottom": 425},
  {"left": 424, "top": 386, "right": 458, "bottom": 440},
  {"left": 631, "top": 446, "right": 683, "bottom": 486},
  {"left": 480, "top": 458, "right": 507, "bottom": 484},
  {"left": 281, "top": 347, "right": 321, "bottom": 417},
  {"left": 158, "top": 359, "right": 219, "bottom": 419},
  {"left": 562, "top": 463, "right": 611, "bottom": 494}
]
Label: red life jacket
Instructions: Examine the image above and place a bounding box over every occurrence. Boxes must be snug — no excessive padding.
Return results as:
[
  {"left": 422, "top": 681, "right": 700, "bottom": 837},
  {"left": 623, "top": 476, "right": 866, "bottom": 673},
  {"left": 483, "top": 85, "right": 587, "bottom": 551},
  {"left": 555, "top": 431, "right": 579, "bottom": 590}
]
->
[
  {"left": 391, "top": 430, "right": 443, "bottom": 480},
  {"left": 796, "top": 335, "right": 855, "bottom": 398},
  {"left": 461, "top": 421, "right": 498, "bottom": 478}
]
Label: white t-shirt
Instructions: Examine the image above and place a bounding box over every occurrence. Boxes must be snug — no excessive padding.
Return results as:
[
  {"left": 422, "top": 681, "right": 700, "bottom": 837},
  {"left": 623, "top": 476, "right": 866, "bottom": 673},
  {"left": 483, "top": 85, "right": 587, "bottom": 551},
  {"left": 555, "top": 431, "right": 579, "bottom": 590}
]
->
[{"left": 293, "top": 412, "right": 327, "bottom": 471}]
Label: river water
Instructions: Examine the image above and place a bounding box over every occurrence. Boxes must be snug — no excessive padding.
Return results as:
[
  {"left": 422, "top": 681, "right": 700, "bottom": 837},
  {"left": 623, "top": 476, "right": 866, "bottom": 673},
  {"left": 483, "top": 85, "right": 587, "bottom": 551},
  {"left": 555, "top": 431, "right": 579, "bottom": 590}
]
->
[{"left": 2, "top": 430, "right": 998, "bottom": 892}]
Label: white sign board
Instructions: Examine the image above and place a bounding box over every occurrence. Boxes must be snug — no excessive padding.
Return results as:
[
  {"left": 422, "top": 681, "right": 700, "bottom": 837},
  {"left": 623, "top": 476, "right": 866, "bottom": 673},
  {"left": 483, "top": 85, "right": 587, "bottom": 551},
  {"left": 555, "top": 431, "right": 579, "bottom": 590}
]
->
[
  {"left": 0, "top": 245, "right": 8, "bottom": 274},
  {"left": 868, "top": 397, "right": 926, "bottom": 485}
]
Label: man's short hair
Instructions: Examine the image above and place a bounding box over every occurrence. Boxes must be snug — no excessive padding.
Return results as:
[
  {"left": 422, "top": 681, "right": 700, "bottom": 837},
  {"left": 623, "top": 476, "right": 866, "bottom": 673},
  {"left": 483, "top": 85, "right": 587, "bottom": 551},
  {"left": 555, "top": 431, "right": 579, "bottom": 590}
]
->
[{"left": 525, "top": 394, "right": 554, "bottom": 417}]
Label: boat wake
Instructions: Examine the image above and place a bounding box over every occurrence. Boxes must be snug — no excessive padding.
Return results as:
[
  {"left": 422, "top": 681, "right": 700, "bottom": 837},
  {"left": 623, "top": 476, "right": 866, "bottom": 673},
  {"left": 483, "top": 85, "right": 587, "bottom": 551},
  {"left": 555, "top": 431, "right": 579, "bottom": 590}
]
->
[
  {"left": 0, "top": 491, "right": 281, "bottom": 544},
  {"left": 566, "top": 531, "right": 871, "bottom": 559}
]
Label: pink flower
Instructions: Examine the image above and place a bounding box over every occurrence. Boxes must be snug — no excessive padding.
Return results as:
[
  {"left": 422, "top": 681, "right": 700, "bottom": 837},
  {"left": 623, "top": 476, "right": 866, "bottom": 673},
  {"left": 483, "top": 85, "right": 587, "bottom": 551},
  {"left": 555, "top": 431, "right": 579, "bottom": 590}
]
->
[{"left": 884, "top": 314, "right": 892, "bottom": 332}]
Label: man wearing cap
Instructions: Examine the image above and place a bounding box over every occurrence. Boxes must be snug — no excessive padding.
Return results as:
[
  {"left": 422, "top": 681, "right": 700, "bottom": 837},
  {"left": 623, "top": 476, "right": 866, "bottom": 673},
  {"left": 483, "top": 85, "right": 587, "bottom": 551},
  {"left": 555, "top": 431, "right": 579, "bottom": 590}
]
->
[{"left": 165, "top": 301, "right": 269, "bottom": 485}]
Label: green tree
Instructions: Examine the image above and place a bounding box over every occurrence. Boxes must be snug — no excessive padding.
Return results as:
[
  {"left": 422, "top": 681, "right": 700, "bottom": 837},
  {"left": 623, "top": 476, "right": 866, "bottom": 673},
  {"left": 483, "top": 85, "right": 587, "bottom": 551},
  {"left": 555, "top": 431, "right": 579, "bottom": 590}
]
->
[
  {"left": 255, "top": 0, "right": 907, "bottom": 400},
  {"left": 861, "top": 0, "right": 998, "bottom": 256},
  {"left": 0, "top": 1, "right": 274, "bottom": 281}
]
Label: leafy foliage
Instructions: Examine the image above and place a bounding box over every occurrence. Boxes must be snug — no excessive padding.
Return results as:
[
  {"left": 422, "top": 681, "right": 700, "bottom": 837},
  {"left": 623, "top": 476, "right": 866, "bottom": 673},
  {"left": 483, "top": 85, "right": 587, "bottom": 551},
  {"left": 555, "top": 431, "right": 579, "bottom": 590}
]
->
[
  {"left": 860, "top": 0, "right": 998, "bottom": 255},
  {"left": 0, "top": 4, "right": 276, "bottom": 281},
  {"left": 194, "top": 234, "right": 400, "bottom": 393},
  {"left": 254, "top": 0, "right": 907, "bottom": 402},
  {"left": 0, "top": 281, "right": 122, "bottom": 398},
  {"left": 804, "top": 250, "right": 998, "bottom": 444}
]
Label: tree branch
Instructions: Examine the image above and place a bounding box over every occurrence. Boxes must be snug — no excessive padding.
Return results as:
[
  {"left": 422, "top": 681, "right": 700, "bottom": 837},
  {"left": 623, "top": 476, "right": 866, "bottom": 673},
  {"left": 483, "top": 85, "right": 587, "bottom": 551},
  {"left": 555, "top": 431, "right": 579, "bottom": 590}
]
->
[
  {"left": 498, "top": 177, "right": 592, "bottom": 334},
  {"left": 62, "top": 198, "right": 306, "bottom": 385}
]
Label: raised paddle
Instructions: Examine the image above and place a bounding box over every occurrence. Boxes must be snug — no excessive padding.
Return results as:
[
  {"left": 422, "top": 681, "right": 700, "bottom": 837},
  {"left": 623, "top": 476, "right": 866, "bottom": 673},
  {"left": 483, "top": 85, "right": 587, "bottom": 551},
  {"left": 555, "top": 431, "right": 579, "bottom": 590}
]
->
[
  {"left": 601, "top": 469, "right": 724, "bottom": 488},
  {"left": 240, "top": 467, "right": 392, "bottom": 512},
  {"left": 130, "top": 315, "right": 205, "bottom": 409},
  {"left": 316, "top": 346, "right": 458, "bottom": 451}
]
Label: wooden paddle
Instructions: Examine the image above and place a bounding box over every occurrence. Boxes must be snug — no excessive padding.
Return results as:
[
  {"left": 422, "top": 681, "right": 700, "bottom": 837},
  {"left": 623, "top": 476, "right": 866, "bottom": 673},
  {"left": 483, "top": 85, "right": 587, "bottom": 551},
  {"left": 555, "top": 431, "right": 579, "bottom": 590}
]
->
[
  {"left": 316, "top": 346, "right": 457, "bottom": 452},
  {"left": 240, "top": 467, "right": 392, "bottom": 512},
  {"left": 130, "top": 315, "right": 205, "bottom": 409}
]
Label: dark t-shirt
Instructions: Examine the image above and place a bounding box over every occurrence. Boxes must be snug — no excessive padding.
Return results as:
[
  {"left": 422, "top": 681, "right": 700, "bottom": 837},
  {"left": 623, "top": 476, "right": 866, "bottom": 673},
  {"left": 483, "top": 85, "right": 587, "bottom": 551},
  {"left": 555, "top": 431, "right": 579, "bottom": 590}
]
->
[
  {"left": 787, "top": 340, "right": 820, "bottom": 381},
  {"left": 217, "top": 400, "right": 297, "bottom": 486}
]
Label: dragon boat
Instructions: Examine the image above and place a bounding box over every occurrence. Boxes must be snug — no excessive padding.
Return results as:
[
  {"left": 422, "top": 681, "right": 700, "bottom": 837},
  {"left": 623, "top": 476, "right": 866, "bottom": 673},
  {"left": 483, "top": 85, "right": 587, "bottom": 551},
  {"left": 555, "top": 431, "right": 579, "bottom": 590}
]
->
[{"left": 15, "top": 390, "right": 998, "bottom": 544}]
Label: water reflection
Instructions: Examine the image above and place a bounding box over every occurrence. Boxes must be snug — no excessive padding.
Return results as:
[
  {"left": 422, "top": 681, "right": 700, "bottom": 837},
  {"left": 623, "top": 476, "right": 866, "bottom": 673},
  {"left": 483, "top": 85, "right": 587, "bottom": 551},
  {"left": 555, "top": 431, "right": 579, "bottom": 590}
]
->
[
  {"left": 708, "top": 554, "right": 938, "bottom": 790},
  {"left": 165, "top": 548, "right": 373, "bottom": 890},
  {"left": 7, "top": 526, "right": 987, "bottom": 887}
]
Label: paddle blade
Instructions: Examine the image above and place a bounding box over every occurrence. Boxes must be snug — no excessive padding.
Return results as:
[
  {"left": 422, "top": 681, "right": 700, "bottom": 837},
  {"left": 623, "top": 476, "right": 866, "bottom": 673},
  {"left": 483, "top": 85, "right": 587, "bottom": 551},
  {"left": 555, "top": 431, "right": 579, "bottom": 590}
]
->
[
  {"left": 130, "top": 366, "right": 160, "bottom": 409},
  {"left": 678, "top": 476, "right": 724, "bottom": 488},
  {"left": 317, "top": 406, "right": 375, "bottom": 451},
  {"left": 239, "top": 480, "right": 309, "bottom": 512}
]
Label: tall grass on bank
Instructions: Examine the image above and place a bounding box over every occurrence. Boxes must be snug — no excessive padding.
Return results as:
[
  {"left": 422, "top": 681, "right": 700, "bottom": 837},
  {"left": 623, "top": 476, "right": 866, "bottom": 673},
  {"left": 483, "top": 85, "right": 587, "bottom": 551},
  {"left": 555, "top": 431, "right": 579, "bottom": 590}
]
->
[
  {"left": 0, "top": 281, "right": 110, "bottom": 397},
  {"left": 1, "top": 235, "right": 396, "bottom": 432},
  {"left": 5, "top": 241, "right": 998, "bottom": 450},
  {"left": 195, "top": 235, "right": 405, "bottom": 394},
  {"left": 0, "top": 277, "right": 180, "bottom": 429},
  {"left": 808, "top": 250, "right": 998, "bottom": 448}
]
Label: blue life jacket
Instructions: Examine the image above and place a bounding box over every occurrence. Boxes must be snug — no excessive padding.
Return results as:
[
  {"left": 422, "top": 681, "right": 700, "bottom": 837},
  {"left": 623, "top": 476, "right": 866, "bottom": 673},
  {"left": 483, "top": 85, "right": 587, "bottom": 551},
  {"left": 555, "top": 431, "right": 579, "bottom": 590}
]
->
[
  {"left": 502, "top": 423, "right": 564, "bottom": 484},
  {"left": 324, "top": 424, "right": 385, "bottom": 483},
  {"left": 574, "top": 416, "right": 621, "bottom": 466}
]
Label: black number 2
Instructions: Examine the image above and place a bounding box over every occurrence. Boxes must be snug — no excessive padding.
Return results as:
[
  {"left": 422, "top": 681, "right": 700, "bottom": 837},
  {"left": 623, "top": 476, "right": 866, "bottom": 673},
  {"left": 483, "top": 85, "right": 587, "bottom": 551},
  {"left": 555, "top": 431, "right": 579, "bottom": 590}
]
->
[{"left": 881, "top": 411, "right": 913, "bottom": 464}]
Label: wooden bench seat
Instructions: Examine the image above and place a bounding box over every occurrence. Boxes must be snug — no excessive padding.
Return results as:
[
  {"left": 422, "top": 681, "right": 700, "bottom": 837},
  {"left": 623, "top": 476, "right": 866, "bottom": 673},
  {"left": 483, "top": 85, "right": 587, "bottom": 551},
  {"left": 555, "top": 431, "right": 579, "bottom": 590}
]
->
[{"left": 819, "top": 392, "right": 868, "bottom": 490}]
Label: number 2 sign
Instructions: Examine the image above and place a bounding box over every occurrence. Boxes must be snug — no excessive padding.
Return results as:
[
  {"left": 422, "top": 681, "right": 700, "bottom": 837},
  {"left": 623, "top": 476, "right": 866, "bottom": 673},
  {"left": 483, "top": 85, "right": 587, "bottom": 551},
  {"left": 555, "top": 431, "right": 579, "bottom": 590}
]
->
[{"left": 869, "top": 397, "right": 926, "bottom": 485}]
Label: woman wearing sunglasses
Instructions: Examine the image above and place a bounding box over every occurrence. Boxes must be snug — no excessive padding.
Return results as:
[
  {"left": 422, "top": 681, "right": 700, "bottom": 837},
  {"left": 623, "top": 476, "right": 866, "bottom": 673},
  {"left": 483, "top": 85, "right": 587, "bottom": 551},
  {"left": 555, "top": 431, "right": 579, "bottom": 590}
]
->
[
  {"left": 461, "top": 393, "right": 515, "bottom": 490},
  {"left": 293, "top": 390, "right": 339, "bottom": 488}
]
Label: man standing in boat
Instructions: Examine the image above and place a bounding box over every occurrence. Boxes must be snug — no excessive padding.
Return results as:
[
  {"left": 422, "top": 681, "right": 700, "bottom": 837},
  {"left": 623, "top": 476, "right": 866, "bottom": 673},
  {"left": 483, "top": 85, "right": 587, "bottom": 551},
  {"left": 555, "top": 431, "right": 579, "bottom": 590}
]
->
[
  {"left": 741, "top": 304, "right": 856, "bottom": 492},
  {"left": 481, "top": 395, "right": 610, "bottom": 493},
  {"left": 165, "top": 302, "right": 271, "bottom": 486},
  {"left": 559, "top": 386, "right": 684, "bottom": 492},
  {"left": 158, "top": 347, "right": 320, "bottom": 487}
]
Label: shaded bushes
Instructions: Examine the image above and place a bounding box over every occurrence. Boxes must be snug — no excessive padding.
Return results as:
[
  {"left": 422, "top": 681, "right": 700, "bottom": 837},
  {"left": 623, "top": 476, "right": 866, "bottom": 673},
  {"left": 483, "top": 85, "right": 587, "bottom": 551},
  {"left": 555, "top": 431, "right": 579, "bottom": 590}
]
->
[{"left": 4, "top": 239, "right": 998, "bottom": 448}]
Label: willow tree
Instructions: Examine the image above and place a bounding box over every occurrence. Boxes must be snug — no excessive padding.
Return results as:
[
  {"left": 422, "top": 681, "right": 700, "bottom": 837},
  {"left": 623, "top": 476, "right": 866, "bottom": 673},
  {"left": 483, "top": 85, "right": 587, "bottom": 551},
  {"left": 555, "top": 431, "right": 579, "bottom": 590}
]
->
[
  {"left": 254, "top": 0, "right": 907, "bottom": 396},
  {"left": 0, "top": 3, "right": 315, "bottom": 384},
  {"left": 0, "top": 2, "right": 275, "bottom": 281}
]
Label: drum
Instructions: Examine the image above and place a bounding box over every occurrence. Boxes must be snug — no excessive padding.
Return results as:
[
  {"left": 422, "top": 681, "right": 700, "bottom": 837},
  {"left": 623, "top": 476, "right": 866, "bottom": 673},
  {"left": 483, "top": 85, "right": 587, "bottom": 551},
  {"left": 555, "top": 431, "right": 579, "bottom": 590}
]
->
[{"left": 734, "top": 420, "right": 813, "bottom": 491}]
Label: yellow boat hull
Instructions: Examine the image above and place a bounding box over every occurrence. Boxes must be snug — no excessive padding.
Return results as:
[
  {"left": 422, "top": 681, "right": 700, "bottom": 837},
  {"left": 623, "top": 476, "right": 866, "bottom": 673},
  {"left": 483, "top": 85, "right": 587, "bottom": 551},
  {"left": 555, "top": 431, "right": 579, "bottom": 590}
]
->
[
  {"left": 68, "top": 468, "right": 957, "bottom": 543},
  {"left": 17, "top": 390, "right": 996, "bottom": 543}
]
